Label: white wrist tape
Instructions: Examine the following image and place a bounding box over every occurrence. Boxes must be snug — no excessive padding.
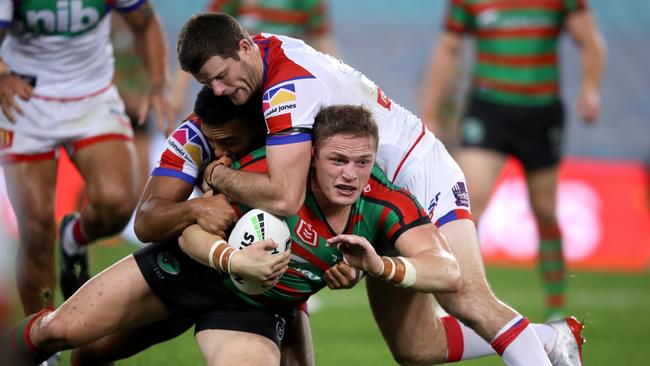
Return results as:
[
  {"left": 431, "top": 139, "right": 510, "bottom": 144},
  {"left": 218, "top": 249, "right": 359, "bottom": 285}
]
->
[
  {"left": 396, "top": 257, "right": 417, "bottom": 288},
  {"left": 208, "top": 240, "right": 230, "bottom": 271}
]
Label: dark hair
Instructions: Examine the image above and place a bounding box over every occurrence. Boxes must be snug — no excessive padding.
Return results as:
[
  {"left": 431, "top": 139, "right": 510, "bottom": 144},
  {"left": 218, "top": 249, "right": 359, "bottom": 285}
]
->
[
  {"left": 193, "top": 86, "right": 266, "bottom": 149},
  {"left": 178, "top": 13, "right": 253, "bottom": 74},
  {"left": 312, "top": 105, "right": 379, "bottom": 150}
]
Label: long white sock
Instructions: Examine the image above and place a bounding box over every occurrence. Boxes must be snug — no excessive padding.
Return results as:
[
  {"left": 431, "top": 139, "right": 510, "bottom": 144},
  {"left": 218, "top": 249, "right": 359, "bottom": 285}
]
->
[
  {"left": 442, "top": 316, "right": 557, "bottom": 361},
  {"left": 491, "top": 315, "right": 551, "bottom": 366},
  {"left": 62, "top": 215, "right": 88, "bottom": 256}
]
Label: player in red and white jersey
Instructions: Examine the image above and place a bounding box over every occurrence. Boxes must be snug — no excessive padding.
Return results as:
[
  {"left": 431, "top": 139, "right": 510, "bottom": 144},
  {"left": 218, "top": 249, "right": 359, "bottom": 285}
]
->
[
  {"left": 0, "top": 0, "right": 174, "bottom": 322},
  {"left": 176, "top": 13, "right": 586, "bottom": 365}
]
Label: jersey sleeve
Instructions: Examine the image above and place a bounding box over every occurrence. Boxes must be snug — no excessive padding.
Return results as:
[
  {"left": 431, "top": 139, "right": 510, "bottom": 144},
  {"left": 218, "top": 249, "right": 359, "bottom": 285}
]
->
[
  {"left": 151, "top": 118, "right": 213, "bottom": 185},
  {"left": 113, "top": 0, "right": 147, "bottom": 13},
  {"left": 366, "top": 167, "right": 431, "bottom": 245},
  {"left": 0, "top": 0, "right": 13, "bottom": 28},
  {"left": 444, "top": 0, "right": 473, "bottom": 33},
  {"left": 262, "top": 76, "right": 325, "bottom": 146}
]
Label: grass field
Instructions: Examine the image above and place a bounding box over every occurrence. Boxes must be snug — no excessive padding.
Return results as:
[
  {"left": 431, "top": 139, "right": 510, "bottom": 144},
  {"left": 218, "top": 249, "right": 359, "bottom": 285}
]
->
[{"left": 9, "top": 239, "right": 650, "bottom": 365}]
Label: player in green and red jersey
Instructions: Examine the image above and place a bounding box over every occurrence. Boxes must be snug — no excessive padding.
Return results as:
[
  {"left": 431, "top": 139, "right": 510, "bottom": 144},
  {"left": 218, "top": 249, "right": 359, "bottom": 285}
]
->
[
  {"left": 420, "top": 0, "right": 606, "bottom": 320},
  {"left": 6, "top": 103, "right": 461, "bottom": 365}
]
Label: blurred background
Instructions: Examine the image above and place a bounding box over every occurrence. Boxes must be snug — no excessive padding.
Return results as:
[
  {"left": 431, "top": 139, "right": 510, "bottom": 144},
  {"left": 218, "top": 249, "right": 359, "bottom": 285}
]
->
[{"left": 1, "top": 0, "right": 648, "bottom": 365}]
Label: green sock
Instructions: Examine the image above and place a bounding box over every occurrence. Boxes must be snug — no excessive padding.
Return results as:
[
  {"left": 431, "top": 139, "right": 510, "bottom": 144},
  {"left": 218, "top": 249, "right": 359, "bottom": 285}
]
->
[{"left": 539, "top": 237, "right": 565, "bottom": 320}]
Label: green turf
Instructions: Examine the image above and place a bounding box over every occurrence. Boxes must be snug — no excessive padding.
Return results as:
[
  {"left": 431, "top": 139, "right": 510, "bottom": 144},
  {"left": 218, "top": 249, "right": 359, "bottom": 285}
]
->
[{"left": 9, "top": 239, "right": 650, "bottom": 365}]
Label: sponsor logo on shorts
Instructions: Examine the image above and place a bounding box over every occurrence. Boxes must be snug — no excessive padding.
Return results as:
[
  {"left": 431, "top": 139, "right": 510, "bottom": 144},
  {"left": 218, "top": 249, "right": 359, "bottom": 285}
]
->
[
  {"left": 462, "top": 117, "right": 485, "bottom": 144},
  {"left": 0, "top": 128, "right": 14, "bottom": 149},
  {"left": 452, "top": 182, "right": 469, "bottom": 207},
  {"left": 157, "top": 252, "right": 181, "bottom": 275},
  {"left": 275, "top": 314, "right": 287, "bottom": 342},
  {"left": 296, "top": 219, "right": 318, "bottom": 247}
]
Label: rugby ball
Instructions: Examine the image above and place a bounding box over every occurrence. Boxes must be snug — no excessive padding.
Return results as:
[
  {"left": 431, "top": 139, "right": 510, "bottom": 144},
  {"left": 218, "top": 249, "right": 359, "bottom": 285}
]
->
[{"left": 227, "top": 209, "right": 292, "bottom": 295}]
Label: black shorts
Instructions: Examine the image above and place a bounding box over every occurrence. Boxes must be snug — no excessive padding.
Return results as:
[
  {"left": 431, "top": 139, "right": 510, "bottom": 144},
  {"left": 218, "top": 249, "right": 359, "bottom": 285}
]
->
[
  {"left": 133, "top": 241, "right": 295, "bottom": 347},
  {"left": 459, "top": 96, "right": 565, "bottom": 171}
]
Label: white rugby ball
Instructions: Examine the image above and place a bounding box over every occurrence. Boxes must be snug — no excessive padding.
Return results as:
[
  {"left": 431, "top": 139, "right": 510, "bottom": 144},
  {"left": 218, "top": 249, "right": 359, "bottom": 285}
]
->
[{"left": 227, "top": 208, "right": 292, "bottom": 295}]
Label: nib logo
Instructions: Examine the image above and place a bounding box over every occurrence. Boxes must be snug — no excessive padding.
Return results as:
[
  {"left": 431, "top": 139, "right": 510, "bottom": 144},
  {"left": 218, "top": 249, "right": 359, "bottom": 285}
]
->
[{"left": 26, "top": 0, "right": 102, "bottom": 35}]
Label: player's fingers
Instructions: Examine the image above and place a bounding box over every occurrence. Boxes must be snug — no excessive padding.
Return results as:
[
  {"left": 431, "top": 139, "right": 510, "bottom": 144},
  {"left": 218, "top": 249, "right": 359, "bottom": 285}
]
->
[
  {"left": 137, "top": 101, "right": 150, "bottom": 126},
  {"left": 325, "top": 271, "right": 341, "bottom": 289}
]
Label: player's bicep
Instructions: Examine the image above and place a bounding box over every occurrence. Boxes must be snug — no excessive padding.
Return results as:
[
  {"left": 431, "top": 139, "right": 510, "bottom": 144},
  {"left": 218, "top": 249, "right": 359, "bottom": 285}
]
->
[
  {"left": 140, "top": 175, "right": 195, "bottom": 206},
  {"left": 266, "top": 139, "right": 312, "bottom": 197},
  {"left": 566, "top": 10, "right": 601, "bottom": 47}
]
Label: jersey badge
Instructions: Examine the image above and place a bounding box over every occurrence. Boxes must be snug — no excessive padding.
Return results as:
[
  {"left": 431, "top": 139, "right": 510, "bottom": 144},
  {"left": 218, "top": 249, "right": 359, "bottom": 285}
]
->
[
  {"left": 377, "top": 88, "right": 392, "bottom": 110},
  {"left": 296, "top": 219, "right": 319, "bottom": 247},
  {"left": 263, "top": 83, "right": 297, "bottom": 116},
  {"left": 452, "top": 182, "right": 469, "bottom": 207},
  {"left": 427, "top": 192, "right": 441, "bottom": 220},
  {"left": 170, "top": 124, "right": 205, "bottom": 165}
]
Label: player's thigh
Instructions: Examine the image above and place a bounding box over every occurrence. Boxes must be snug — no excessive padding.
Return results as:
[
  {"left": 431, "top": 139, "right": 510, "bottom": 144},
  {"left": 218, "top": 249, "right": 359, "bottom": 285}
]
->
[
  {"left": 52, "top": 254, "right": 169, "bottom": 342},
  {"left": 71, "top": 138, "right": 138, "bottom": 205},
  {"left": 455, "top": 147, "right": 506, "bottom": 215},
  {"left": 366, "top": 277, "right": 446, "bottom": 357},
  {"left": 196, "top": 329, "right": 280, "bottom": 366},
  {"left": 525, "top": 165, "right": 559, "bottom": 223},
  {"left": 2, "top": 159, "right": 58, "bottom": 222},
  {"left": 280, "top": 307, "right": 314, "bottom": 366}
]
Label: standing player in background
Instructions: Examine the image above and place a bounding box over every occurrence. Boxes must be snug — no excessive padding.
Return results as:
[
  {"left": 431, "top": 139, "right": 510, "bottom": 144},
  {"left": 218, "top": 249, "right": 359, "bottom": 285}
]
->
[
  {"left": 420, "top": 0, "right": 606, "bottom": 320},
  {"left": 177, "top": 13, "right": 588, "bottom": 365},
  {"left": 0, "top": 0, "right": 175, "bottom": 323},
  {"left": 171, "top": 0, "right": 337, "bottom": 115}
]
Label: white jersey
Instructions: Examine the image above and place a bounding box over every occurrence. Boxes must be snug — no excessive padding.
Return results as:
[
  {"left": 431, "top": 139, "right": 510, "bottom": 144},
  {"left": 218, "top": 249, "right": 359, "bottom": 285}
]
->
[
  {"left": 257, "top": 33, "right": 431, "bottom": 184},
  {"left": 0, "top": 0, "right": 145, "bottom": 99},
  {"left": 256, "top": 34, "right": 472, "bottom": 226}
]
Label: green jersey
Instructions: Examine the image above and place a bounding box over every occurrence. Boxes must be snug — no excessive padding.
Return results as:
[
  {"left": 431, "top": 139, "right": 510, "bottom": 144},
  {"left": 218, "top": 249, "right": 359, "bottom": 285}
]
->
[
  {"left": 446, "top": 0, "right": 587, "bottom": 106},
  {"left": 207, "top": 0, "right": 329, "bottom": 38},
  {"left": 226, "top": 147, "right": 430, "bottom": 308}
]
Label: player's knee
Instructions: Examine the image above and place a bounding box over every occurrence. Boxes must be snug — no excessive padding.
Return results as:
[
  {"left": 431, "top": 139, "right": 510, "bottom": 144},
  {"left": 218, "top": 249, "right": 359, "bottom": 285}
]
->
[
  {"left": 88, "top": 185, "right": 137, "bottom": 222},
  {"left": 391, "top": 346, "right": 445, "bottom": 366}
]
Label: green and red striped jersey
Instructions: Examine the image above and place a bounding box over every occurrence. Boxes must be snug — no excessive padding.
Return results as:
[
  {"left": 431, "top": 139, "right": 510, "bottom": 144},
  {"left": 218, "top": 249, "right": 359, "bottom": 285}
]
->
[
  {"left": 207, "top": 0, "right": 329, "bottom": 38},
  {"left": 445, "top": 0, "right": 587, "bottom": 106},
  {"left": 226, "top": 147, "right": 430, "bottom": 308}
]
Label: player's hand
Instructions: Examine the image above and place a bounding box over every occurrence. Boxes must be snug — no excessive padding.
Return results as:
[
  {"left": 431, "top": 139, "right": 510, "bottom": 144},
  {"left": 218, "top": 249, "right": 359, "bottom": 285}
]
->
[
  {"left": 230, "top": 239, "right": 291, "bottom": 286},
  {"left": 138, "top": 87, "right": 176, "bottom": 136},
  {"left": 324, "top": 261, "right": 363, "bottom": 290},
  {"left": 327, "top": 234, "right": 383, "bottom": 276},
  {"left": 195, "top": 191, "right": 238, "bottom": 237},
  {"left": 577, "top": 88, "right": 600, "bottom": 124},
  {"left": 0, "top": 73, "right": 33, "bottom": 123}
]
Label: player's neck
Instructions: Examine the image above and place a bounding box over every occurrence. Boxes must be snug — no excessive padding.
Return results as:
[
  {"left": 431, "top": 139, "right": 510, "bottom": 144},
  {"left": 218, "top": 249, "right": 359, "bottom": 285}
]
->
[{"left": 311, "top": 182, "right": 352, "bottom": 234}]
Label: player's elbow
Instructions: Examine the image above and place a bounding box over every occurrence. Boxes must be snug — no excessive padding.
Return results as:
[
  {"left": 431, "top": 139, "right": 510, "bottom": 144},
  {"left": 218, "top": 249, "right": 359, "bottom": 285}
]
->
[{"left": 266, "top": 187, "right": 305, "bottom": 216}]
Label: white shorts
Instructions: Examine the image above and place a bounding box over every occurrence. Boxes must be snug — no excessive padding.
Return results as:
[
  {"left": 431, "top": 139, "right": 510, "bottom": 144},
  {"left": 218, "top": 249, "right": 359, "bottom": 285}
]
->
[
  {"left": 0, "top": 84, "right": 133, "bottom": 163},
  {"left": 394, "top": 134, "right": 473, "bottom": 227}
]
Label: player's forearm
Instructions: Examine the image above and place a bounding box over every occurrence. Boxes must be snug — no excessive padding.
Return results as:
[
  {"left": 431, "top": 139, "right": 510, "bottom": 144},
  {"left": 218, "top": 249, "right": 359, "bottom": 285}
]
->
[
  {"left": 420, "top": 34, "right": 461, "bottom": 132},
  {"left": 125, "top": 2, "right": 167, "bottom": 93},
  {"left": 579, "top": 29, "right": 606, "bottom": 95},
  {"left": 209, "top": 165, "right": 306, "bottom": 216},
  {"left": 179, "top": 224, "right": 221, "bottom": 267},
  {"left": 134, "top": 197, "right": 201, "bottom": 243},
  {"left": 407, "top": 250, "right": 461, "bottom": 293}
]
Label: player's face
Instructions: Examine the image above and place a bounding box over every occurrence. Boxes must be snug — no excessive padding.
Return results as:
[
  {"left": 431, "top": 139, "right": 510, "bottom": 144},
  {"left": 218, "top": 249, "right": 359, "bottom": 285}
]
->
[
  {"left": 312, "top": 134, "right": 376, "bottom": 208},
  {"left": 201, "top": 119, "right": 256, "bottom": 160},
  {"left": 194, "top": 45, "right": 262, "bottom": 106}
]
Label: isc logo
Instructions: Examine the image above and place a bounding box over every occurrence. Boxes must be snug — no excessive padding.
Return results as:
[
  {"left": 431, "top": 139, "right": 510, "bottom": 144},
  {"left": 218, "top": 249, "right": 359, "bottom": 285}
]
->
[{"left": 25, "top": 0, "right": 103, "bottom": 35}]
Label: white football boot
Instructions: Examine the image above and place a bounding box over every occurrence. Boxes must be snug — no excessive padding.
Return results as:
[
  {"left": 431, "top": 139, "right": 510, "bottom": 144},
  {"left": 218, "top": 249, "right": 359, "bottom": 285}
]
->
[{"left": 547, "top": 316, "right": 585, "bottom": 366}]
